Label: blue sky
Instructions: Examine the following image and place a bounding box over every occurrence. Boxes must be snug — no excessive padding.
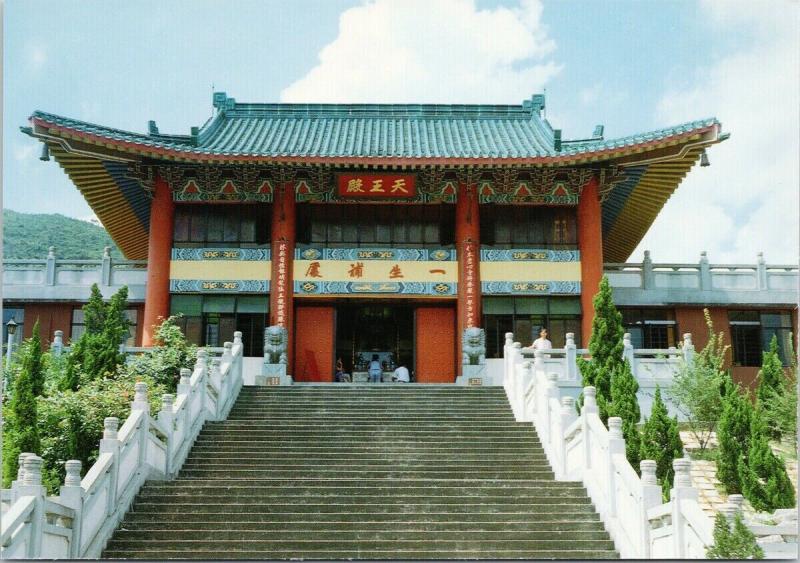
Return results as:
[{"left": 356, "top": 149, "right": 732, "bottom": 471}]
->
[{"left": 4, "top": 0, "right": 798, "bottom": 262}]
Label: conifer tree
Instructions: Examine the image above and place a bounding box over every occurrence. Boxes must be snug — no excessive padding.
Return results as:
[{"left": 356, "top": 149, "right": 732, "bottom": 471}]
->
[
  {"left": 83, "top": 283, "right": 106, "bottom": 335},
  {"left": 716, "top": 381, "right": 754, "bottom": 493},
  {"left": 608, "top": 359, "right": 641, "bottom": 469},
  {"left": 578, "top": 276, "right": 624, "bottom": 421},
  {"left": 2, "top": 338, "right": 42, "bottom": 487},
  {"left": 738, "top": 413, "right": 796, "bottom": 511},
  {"left": 22, "top": 320, "right": 45, "bottom": 397},
  {"left": 706, "top": 512, "right": 764, "bottom": 559},
  {"left": 755, "top": 336, "right": 788, "bottom": 440},
  {"left": 640, "top": 385, "right": 683, "bottom": 498}
]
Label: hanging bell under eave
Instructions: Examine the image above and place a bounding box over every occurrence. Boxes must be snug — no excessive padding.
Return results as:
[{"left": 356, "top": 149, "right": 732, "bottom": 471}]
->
[
  {"left": 39, "top": 143, "right": 50, "bottom": 161},
  {"left": 699, "top": 149, "right": 710, "bottom": 167}
]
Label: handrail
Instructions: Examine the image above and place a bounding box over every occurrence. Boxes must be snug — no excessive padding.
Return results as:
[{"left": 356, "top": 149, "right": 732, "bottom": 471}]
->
[
  {"left": 502, "top": 330, "right": 798, "bottom": 559},
  {"left": 0, "top": 332, "right": 245, "bottom": 559}
]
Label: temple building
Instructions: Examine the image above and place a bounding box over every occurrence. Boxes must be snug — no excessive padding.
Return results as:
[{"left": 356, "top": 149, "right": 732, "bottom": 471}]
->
[{"left": 17, "top": 92, "right": 771, "bottom": 383}]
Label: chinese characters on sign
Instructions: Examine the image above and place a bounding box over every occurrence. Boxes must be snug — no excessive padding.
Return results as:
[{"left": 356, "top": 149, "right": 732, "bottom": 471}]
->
[
  {"left": 462, "top": 242, "right": 479, "bottom": 327},
  {"left": 275, "top": 242, "right": 289, "bottom": 326},
  {"left": 305, "top": 261, "right": 323, "bottom": 278},
  {"left": 348, "top": 262, "right": 364, "bottom": 278},
  {"left": 201, "top": 281, "right": 240, "bottom": 290},
  {"left": 202, "top": 250, "right": 242, "bottom": 260},
  {"left": 337, "top": 173, "right": 417, "bottom": 198}
]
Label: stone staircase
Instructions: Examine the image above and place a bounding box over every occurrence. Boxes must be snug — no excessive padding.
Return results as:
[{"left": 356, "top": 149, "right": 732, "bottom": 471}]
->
[{"left": 104, "top": 385, "right": 618, "bottom": 559}]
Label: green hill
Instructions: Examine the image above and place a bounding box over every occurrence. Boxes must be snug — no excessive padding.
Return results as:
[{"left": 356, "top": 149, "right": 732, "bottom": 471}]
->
[{"left": 2, "top": 209, "right": 123, "bottom": 260}]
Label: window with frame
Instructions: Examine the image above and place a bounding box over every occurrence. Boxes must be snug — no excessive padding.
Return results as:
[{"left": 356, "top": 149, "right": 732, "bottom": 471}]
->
[
  {"left": 730, "top": 310, "right": 794, "bottom": 367},
  {"left": 173, "top": 204, "right": 271, "bottom": 247},
  {"left": 483, "top": 297, "right": 581, "bottom": 358},
  {"left": 620, "top": 308, "right": 677, "bottom": 349},
  {"left": 297, "top": 204, "right": 455, "bottom": 247},
  {"left": 480, "top": 206, "right": 577, "bottom": 248}
]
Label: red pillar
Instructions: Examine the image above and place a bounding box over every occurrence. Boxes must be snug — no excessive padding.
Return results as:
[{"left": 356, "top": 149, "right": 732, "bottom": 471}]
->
[
  {"left": 456, "top": 182, "right": 481, "bottom": 373},
  {"left": 577, "top": 175, "right": 603, "bottom": 346},
  {"left": 142, "top": 176, "right": 174, "bottom": 346},
  {"left": 269, "top": 180, "right": 296, "bottom": 373}
]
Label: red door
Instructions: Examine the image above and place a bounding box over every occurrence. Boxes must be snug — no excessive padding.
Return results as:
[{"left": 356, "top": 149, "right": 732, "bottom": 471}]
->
[
  {"left": 415, "top": 306, "right": 456, "bottom": 383},
  {"left": 294, "top": 305, "right": 335, "bottom": 382}
]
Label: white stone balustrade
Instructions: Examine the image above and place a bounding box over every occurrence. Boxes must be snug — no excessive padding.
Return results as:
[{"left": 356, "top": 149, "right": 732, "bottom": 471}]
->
[
  {"left": 0, "top": 333, "right": 244, "bottom": 559},
  {"left": 504, "top": 331, "right": 798, "bottom": 559}
]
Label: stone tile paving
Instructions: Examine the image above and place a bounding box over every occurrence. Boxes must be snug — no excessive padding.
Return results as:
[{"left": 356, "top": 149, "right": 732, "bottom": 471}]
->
[{"left": 681, "top": 431, "right": 799, "bottom": 519}]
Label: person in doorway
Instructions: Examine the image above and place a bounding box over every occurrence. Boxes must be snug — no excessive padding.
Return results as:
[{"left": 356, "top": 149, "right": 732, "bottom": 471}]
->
[
  {"left": 335, "top": 358, "right": 348, "bottom": 383},
  {"left": 532, "top": 327, "right": 553, "bottom": 351},
  {"left": 392, "top": 363, "right": 410, "bottom": 383},
  {"left": 368, "top": 354, "right": 382, "bottom": 383}
]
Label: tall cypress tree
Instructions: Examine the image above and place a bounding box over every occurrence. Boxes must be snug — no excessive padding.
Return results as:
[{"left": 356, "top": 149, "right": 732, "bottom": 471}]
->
[
  {"left": 738, "top": 412, "right": 796, "bottom": 511},
  {"left": 755, "top": 335, "right": 788, "bottom": 440},
  {"left": 2, "top": 338, "right": 42, "bottom": 487},
  {"left": 21, "top": 320, "right": 45, "bottom": 397},
  {"left": 608, "top": 359, "right": 641, "bottom": 469},
  {"left": 578, "top": 276, "right": 624, "bottom": 421},
  {"left": 716, "top": 380, "right": 754, "bottom": 493},
  {"left": 640, "top": 386, "right": 683, "bottom": 498},
  {"left": 83, "top": 283, "right": 106, "bottom": 335}
]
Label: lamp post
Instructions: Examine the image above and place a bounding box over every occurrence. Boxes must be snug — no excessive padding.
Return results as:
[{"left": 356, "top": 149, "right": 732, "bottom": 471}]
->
[{"left": 6, "top": 318, "right": 18, "bottom": 372}]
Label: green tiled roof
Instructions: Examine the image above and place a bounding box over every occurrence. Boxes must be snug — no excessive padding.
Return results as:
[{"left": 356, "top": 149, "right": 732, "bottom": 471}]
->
[{"left": 27, "top": 93, "right": 720, "bottom": 161}]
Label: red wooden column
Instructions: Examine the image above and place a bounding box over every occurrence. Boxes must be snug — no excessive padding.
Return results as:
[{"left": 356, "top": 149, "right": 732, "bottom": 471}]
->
[
  {"left": 577, "top": 175, "right": 603, "bottom": 345},
  {"left": 269, "top": 179, "right": 296, "bottom": 373},
  {"left": 142, "top": 175, "right": 174, "bottom": 346},
  {"left": 456, "top": 180, "right": 481, "bottom": 372}
]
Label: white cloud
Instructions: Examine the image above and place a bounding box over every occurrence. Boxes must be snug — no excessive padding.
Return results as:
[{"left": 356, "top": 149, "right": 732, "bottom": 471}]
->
[
  {"left": 634, "top": 0, "right": 799, "bottom": 264},
  {"left": 12, "top": 142, "right": 38, "bottom": 162},
  {"left": 281, "top": 0, "right": 560, "bottom": 104}
]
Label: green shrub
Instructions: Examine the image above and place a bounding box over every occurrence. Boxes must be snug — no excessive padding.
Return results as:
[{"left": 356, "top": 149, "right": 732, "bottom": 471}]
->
[
  {"left": 706, "top": 511, "right": 764, "bottom": 559},
  {"left": 121, "top": 316, "right": 197, "bottom": 392},
  {"left": 578, "top": 276, "right": 624, "bottom": 421},
  {"left": 607, "top": 359, "right": 641, "bottom": 470},
  {"left": 738, "top": 414, "right": 796, "bottom": 512},
  {"left": 670, "top": 309, "right": 728, "bottom": 452},
  {"left": 717, "top": 381, "right": 755, "bottom": 494},
  {"left": 640, "top": 386, "right": 683, "bottom": 499},
  {"left": 756, "top": 336, "right": 795, "bottom": 442}
]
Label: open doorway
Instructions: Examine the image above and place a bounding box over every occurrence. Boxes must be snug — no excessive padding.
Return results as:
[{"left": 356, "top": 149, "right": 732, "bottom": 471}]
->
[{"left": 335, "top": 304, "right": 414, "bottom": 381}]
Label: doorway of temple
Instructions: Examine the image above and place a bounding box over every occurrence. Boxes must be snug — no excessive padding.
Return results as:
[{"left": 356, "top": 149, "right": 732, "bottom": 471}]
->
[{"left": 335, "top": 304, "right": 414, "bottom": 383}]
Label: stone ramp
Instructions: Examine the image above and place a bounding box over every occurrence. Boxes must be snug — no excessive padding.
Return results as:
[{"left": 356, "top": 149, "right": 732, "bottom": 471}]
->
[{"left": 104, "top": 386, "right": 618, "bottom": 559}]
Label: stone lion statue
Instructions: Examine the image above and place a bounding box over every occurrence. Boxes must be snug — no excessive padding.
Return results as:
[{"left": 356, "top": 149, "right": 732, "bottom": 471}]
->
[
  {"left": 462, "top": 327, "right": 486, "bottom": 366},
  {"left": 263, "top": 325, "right": 288, "bottom": 365}
]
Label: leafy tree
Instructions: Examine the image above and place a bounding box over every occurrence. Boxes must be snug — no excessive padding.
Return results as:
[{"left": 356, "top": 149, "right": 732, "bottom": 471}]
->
[
  {"left": 706, "top": 512, "right": 764, "bottom": 559},
  {"left": 122, "top": 316, "right": 197, "bottom": 392},
  {"left": 2, "top": 337, "right": 42, "bottom": 487},
  {"left": 607, "top": 359, "right": 641, "bottom": 469},
  {"left": 738, "top": 413, "right": 796, "bottom": 512},
  {"left": 640, "top": 386, "right": 683, "bottom": 499},
  {"left": 716, "top": 381, "right": 755, "bottom": 493},
  {"left": 670, "top": 309, "right": 729, "bottom": 452},
  {"left": 578, "top": 276, "right": 624, "bottom": 421}
]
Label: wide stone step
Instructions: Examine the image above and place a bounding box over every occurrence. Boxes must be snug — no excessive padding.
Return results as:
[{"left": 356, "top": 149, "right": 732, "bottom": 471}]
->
[
  {"left": 186, "top": 444, "right": 546, "bottom": 454},
  {"left": 111, "top": 529, "right": 611, "bottom": 542},
  {"left": 178, "top": 460, "right": 552, "bottom": 471},
  {"left": 129, "top": 502, "right": 590, "bottom": 515},
  {"left": 117, "top": 519, "right": 607, "bottom": 532},
  {"left": 122, "top": 510, "right": 602, "bottom": 523},
  {"left": 104, "top": 548, "right": 619, "bottom": 560},
  {"left": 139, "top": 488, "right": 586, "bottom": 499},
  {"left": 104, "top": 538, "right": 617, "bottom": 551},
  {"left": 177, "top": 469, "right": 555, "bottom": 480},
  {"left": 141, "top": 479, "right": 583, "bottom": 492},
  {"left": 182, "top": 454, "right": 550, "bottom": 464},
  {"left": 224, "top": 415, "right": 517, "bottom": 422}
]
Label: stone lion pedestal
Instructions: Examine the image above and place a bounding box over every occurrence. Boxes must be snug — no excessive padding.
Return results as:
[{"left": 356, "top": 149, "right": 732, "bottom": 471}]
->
[
  {"left": 455, "top": 327, "right": 490, "bottom": 386},
  {"left": 255, "top": 325, "right": 293, "bottom": 386}
]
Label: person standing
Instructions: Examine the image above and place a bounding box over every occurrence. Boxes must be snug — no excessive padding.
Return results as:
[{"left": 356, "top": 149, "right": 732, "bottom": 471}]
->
[
  {"left": 532, "top": 327, "right": 553, "bottom": 351},
  {"left": 368, "top": 354, "right": 382, "bottom": 383}
]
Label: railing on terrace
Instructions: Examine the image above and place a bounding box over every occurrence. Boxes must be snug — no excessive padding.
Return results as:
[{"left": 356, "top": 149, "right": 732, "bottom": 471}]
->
[
  {"left": 605, "top": 250, "right": 797, "bottom": 302},
  {"left": 2, "top": 247, "right": 147, "bottom": 301},
  {"left": 0, "top": 332, "right": 245, "bottom": 559},
  {"left": 503, "top": 332, "right": 798, "bottom": 559}
]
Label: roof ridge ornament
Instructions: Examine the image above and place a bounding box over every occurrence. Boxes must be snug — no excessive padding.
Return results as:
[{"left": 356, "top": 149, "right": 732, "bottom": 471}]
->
[{"left": 212, "top": 91, "right": 236, "bottom": 111}]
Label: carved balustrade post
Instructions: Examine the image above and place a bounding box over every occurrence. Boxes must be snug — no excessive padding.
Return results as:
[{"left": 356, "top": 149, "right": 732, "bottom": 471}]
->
[
  {"left": 60, "top": 460, "right": 84, "bottom": 558},
  {"left": 699, "top": 251, "right": 711, "bottom": 290},
  {"left": 639, "top": 460, "right": 663, "bottom": 558},
  {"left": 544, "top": 372, "right": 560, "bottom": 447},
  {"left": 756, "top": 252, "right": 768, "bottom": 290},
  {"left": 52, "top": 330, "right": 64, "bottom": 357},
  {"left": 99, "top": 417, "right": 121, "bottom": 516},
  {"left": 101, "top": 246, "right": 112, "bottom": 286},
  {"left": 17, "top": 455, "right": 46, "bottom": 558},
  {"left": 559, "top": 396, "right": 577, "bottom": 479},
  {"left": 565, "top": 332, "right": 577, "bottom": 381},
  {"left": 159, "top": 394, "right": 175, "bottom": 477},
  {"left": 642, "top": 250, "right": 654, "bottom": 289},
  {"left": 45, "top": 246, "right": 56, "bottom": 286},
  {"left": 682, "top": 333, "right": 695, "bottom": 367},
  {"left": 606, "top": 417, "right": 625, "bottom": 519},
  {"left": 670, "top": 458, "right": 697, "bottom": 559},
  {"left": 581, "top": 386, "right": 598, "bottom": 472}
]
